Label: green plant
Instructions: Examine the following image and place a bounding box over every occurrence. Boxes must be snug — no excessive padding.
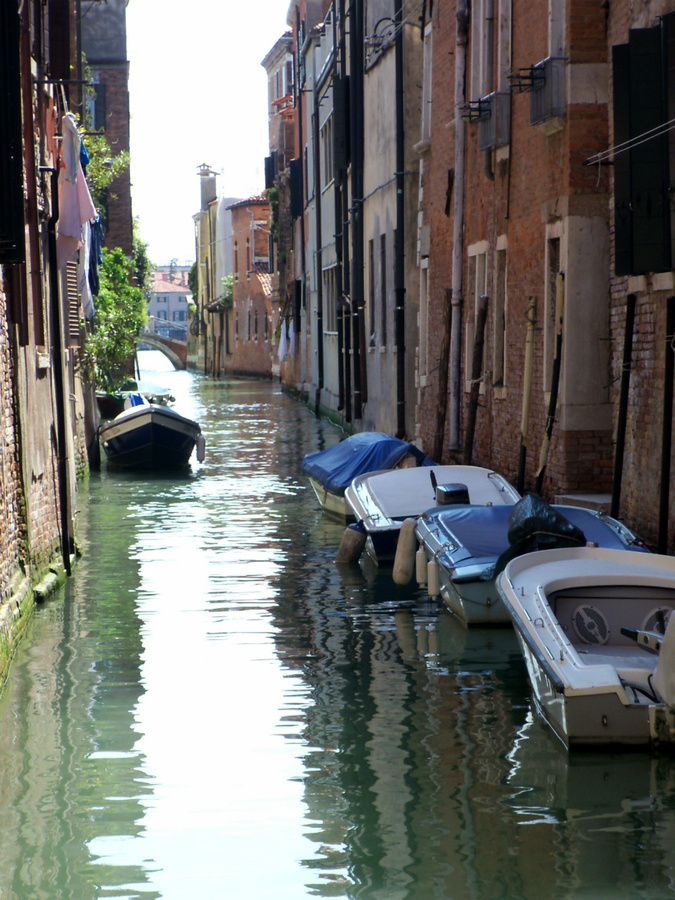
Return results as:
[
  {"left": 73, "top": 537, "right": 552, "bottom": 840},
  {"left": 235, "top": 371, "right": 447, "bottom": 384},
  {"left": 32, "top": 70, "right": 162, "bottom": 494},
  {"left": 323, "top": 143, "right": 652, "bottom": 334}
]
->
[
  {"left": 266, "top": 186, "right": 279, "bottom": 243},
  {"left": 217, "top": 273, "right": 234, "bottom": 310},
  {"left": 82, "top": 248, "right": 146, "bottom": 392}
]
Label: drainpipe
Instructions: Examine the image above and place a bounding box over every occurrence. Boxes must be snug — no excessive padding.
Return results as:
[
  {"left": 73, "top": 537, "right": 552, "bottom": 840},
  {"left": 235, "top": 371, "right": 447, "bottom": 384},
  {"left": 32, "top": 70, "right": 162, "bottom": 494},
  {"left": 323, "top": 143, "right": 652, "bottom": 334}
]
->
[
  {"left": 47, "top": 172, "right": 72, "bottom": 576},
  {"left": 296, "top": 6, "right": 307, "bottom": 386},
  {"left": 484, "top": 0, "right": 495, "bottom": 181},
  {"left": 335, "top": 0, "right": 347, "bottom": 415},
  {"left": 313, "top": 98, "right": 324, "bottom": 414},
  {"left": 394, "top": 0, "right": 406, "bottom": 438},
  {"left": 449, "top": 0, "right": 469, "bottom": 450},
  {"left": 349, "top": 0, "right": 364, "bottom": 419}
]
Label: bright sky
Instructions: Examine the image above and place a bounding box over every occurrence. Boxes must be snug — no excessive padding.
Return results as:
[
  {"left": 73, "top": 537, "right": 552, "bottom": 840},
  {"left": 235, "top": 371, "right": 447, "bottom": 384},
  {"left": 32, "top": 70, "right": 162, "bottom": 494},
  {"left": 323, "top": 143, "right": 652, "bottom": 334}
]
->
[{"left": 126, "top": 1, "right": 290, "bottom": 266}]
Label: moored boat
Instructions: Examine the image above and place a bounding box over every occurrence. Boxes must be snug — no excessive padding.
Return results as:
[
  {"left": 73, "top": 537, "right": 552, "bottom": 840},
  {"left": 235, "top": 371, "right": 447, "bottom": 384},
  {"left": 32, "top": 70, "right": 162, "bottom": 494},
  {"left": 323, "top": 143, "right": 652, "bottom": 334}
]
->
[
  {"left": 302, "top": 431, "right": 432, "bottom": 518},
  {"left": 99, "top": 394, "right": 204, "bottom": 469},
  {"left": 345, "top": 464, "right": 520, "bottom": 564},
  {"left": 96, "top": 379, "right": 175, "bottom": 420},
  {"left": 497, "top": 546, "right": 675, "bottom": 748},
  {"left": 414, "top": 495, "right": 649, "bottom": 625}
]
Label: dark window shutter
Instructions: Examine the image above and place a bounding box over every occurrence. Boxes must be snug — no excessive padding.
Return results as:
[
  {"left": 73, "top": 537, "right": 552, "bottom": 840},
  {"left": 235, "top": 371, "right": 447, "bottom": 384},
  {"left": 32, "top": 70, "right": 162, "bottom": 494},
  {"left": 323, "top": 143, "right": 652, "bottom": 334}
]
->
[
  {"left": 612, "top": 26, "right": 672, "bottom": 276},
  {"left": 290, "top": 158, "right": 303, "bottom": 218},
  {"left": 94, "top": 83, "right": 107, "bottom": 132},
  {"left": 0, "top": 2, "right": 26, "bottom": 265},
  {"left": 332, "top": 75, "right": 349, "bottom": 172},
  {"left": 264, "top": 153, "right": 279, "bottom": 190},
  {"left": 613, "top": 43, "right": 632, "bottom": 276},
  {"left": 264, "top": 156, "right": 274, "bottom": 190},
  {"left": 665, "top": 12, "right": 675, "bottom": 265},
  {"left": 629, "top": 27, "right": 670, "bottom": 275}
]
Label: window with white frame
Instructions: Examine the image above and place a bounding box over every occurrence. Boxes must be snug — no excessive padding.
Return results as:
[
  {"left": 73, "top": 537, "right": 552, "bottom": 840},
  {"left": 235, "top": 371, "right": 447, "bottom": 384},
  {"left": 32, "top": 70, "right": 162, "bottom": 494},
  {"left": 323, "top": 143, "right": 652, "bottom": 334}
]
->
[
  {"left": 419, "top": 259, "right": 429, "bottom": 383},
  {"left": 493, "top": 243, "right": 507, "bottom": 389},
  {"left": 368, "top": 238, "right": 375, "bottom": 345},
  {"left": 420, "top": 19, "right": 433, "bottom": 143},
  {"left": 380, "top": 233, "right": 387, "bottom": 346},
  {"left": 544, "top": 233, "right": 561, "bottom": 391},
  {"left": 323, "top": 266, "right": 337, "bottom": 333},
  {"left": 466, "top": 242, "right": 488, "bottom": 389},
  {"left": 470, "top": 0, "right": 495, "bottom": 100},
  {"left": 320, "top": 115, "right": 333, "bottom": 189}
]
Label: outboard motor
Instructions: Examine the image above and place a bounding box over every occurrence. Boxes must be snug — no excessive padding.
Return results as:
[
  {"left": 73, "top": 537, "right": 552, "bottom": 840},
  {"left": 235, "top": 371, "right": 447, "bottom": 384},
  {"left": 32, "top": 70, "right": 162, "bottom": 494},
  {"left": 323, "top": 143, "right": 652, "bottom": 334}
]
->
[{"left": 436, "top": 483, "right": 470, "bottom": 506}]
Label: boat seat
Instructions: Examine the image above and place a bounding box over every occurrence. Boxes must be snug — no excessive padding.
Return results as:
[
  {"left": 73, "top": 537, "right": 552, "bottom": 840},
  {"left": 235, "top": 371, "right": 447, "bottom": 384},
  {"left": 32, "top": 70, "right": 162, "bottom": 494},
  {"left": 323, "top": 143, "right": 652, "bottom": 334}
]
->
[{"left": 575, "top": 644, "right": 656, "bottom": 671}]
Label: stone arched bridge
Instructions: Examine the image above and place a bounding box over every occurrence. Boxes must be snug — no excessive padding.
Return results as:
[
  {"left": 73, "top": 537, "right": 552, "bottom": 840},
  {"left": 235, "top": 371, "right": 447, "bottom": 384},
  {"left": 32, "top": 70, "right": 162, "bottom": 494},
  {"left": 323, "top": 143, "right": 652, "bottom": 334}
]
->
[{"left": 139, "top": 333, "right": 187, "bottom": 369}]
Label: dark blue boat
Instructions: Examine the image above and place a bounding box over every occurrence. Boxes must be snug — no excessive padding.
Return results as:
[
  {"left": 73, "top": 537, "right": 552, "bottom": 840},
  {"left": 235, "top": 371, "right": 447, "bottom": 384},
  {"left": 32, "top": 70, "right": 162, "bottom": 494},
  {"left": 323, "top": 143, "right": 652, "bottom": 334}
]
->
[{"left": 99, "top": 395, "right": 204, "bottom": 469}]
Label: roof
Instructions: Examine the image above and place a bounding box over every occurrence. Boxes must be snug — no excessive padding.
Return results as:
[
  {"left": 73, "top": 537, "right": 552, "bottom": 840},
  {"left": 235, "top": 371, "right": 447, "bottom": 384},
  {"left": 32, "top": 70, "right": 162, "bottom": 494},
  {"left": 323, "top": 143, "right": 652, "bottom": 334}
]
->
[
  {"left": 151, "top": 272, "right": 191, "bottom": 293},
  {"left": 257, "top": 268, "right": 272, "bottom": 297},
  {"left": 227, "top": 195, "right": 268, "bottom": 211}
]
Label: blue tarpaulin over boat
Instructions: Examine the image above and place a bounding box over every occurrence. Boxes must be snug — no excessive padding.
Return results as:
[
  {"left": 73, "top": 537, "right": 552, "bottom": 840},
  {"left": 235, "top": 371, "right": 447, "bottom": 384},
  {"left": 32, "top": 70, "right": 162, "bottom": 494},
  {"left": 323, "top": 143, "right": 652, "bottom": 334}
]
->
[
  {"left": 422, "top": 496, "right": 648, "bottom": 577},
  {"left": 302, "top": 432, "right": 433, "bottom": 497}
]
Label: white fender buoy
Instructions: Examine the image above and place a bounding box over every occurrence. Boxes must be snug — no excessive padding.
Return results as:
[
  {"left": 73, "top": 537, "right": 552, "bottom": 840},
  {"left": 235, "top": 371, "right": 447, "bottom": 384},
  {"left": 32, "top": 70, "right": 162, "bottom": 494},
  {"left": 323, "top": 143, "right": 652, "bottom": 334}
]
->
[
  {"left": 416, "top": 546, "right": 427, "bottom": 585},
  {"left": 427, "top": 558, "right": 440, "bottom": 598},
  {"left": 393, "top": 518, "right": 418, "bottom": 585},
  {"left": 196, "top": 433, "right": 206, "bottom": 462},
  {"left": 336, "top": 523, "right": 367, "bottom": 564}
]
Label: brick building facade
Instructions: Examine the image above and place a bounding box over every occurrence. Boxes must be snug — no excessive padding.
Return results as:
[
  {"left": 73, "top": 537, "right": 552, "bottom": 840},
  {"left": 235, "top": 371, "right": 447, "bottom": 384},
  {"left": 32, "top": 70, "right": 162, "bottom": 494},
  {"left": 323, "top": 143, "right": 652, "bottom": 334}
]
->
[
  {"left": 0, "top": 0, "right": 92, "bottom": 686},
  {"left": 81, "top": 0, "right": 133, "bottom": 257}
]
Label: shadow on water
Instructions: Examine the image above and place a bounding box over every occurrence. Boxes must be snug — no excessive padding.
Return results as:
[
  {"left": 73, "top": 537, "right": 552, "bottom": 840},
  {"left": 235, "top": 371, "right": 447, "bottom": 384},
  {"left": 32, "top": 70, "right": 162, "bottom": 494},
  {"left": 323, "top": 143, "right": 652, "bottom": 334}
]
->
[{"left": 0, "top": 361, "right": 674, "bottom": 899}]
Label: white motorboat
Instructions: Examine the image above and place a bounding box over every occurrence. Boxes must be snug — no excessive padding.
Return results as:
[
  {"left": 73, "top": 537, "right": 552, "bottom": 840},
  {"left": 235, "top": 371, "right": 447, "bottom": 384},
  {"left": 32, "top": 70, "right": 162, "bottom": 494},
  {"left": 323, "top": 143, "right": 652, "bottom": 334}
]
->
[
  {"left": 497, "top": 546, "right": 675, "bottom": 748},
  {"left": 414, "top": 496, "right": 649, "bottom": 625},
  {"left": 345, "top": 465, "right": 520, "bottom": 564}
]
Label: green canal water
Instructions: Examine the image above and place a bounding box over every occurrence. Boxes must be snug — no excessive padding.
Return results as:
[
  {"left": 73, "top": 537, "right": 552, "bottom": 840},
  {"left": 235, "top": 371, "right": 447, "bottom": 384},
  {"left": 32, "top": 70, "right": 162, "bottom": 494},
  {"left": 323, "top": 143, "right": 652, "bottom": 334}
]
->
[{"left": 1, "top": 353, "right": 675, "bottom": 899}]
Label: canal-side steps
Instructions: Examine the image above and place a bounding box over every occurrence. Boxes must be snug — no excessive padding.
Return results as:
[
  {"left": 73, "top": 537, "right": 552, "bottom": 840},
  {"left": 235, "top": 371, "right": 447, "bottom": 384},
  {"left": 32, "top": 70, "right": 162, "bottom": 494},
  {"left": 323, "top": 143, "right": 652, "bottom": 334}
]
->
[{"left": 0, "top": 554, "right": 76, "bottom": 690}]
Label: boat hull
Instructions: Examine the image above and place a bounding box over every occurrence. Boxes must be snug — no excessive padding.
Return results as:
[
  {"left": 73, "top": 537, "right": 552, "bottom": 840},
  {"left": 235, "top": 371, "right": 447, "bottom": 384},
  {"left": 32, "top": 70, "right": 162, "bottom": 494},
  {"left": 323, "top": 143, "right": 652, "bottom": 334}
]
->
[
  {"left": 438, "top": 570, "right": 508, "bottom": 625},
  {"left": 308, "top": 477, "right": 349, "bottom": 519},
  {"left": 415, "top": 503, "right": 648, "bottom": 627},
  {"left": 99, "top": 405, "right": 201, "bottom": 469}
]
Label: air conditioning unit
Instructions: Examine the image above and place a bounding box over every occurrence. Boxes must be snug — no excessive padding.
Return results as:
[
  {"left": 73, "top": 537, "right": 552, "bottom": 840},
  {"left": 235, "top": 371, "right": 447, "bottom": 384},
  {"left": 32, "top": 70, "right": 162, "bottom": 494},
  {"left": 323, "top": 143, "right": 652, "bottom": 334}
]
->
[
  {"left": 530, "top": 57, "right": 567, "bottom": 125},
  {"left": 478, "top": 92, "right": 511, "bottom": 151}
]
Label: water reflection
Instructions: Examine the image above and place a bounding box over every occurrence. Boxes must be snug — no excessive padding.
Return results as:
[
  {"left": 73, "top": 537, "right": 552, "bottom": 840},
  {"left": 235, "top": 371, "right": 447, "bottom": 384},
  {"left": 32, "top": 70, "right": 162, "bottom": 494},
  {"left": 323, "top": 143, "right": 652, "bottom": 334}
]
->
[{"left": 0, "top": 360, "right": 673, "bottom": 898}]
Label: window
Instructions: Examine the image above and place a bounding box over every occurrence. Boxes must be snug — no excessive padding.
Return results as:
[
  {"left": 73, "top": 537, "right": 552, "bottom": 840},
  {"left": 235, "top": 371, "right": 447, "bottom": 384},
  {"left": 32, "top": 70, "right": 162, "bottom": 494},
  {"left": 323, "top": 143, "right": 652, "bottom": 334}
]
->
[
  {"left": 323, "top": 266, "right": 337, "bottom": 333},
  {"left": 613, "top": 14, "right": 675, "bottom": 276},
  {"left": 470, "top": 0, "right": 495, "bottom": 101},
  {"left": 544, "top": 235, "right": 561, "bottom": 391},
  {"left": 466, "top": 243, "right": 487, "bottom": 389},
  {"left": 0, "top": 0, "right": 24, "bottom": 264},
  {"left": 419, "top": 259, "right": 429, "bottom": 384},
  {"left": 320, "top": 116, "right": 333, "bottom": 188},
  {"left": 493, "top": 244, "right": 507, "bottom": 389},
  {"left": 380, "top": 233, "right": 387, "bottom": 346},
  {"left": 234, "top": 242, "right": 239, "bottom": 281},
  {"left": 368, "top": 239, "right": 375, "bottom": 344},
  {"left": 420, "top": 20, "right": 433, "bottom": 144},
  {"left": 246, "top": 239, "right": 251, "bottom": 278}
]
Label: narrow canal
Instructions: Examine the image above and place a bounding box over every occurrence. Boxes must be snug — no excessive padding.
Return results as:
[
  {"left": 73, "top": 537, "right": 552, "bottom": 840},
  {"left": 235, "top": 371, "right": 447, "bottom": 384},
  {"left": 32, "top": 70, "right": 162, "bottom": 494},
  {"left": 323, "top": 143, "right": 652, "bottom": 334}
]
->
[{"left": 1, "top": 355, "right": 675, "bottom": 899}]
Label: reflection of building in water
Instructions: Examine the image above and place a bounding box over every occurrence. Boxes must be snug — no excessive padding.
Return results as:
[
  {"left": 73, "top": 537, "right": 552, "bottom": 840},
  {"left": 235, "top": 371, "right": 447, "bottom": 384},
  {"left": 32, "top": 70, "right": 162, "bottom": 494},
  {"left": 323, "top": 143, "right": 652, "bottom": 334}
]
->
[
  {"left": 272, "top": 507, "right": 565, "bottom": 899},
  {"left": 0, "top": 489, "right": 152, "bottom": 897},
  {"left": 508, "top": 720, "right": 675, "bottom": 897}
]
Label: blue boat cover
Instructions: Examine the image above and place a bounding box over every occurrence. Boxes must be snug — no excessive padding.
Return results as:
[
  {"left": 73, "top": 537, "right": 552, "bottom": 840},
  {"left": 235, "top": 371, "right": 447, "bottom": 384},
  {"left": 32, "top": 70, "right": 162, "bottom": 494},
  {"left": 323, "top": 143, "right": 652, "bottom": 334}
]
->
[
  {"left": 302, "top": 432, "right": 433, "bottom": 496},
  {"left": 428, "top": 500, "right": 647, "bottom": 569}
]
